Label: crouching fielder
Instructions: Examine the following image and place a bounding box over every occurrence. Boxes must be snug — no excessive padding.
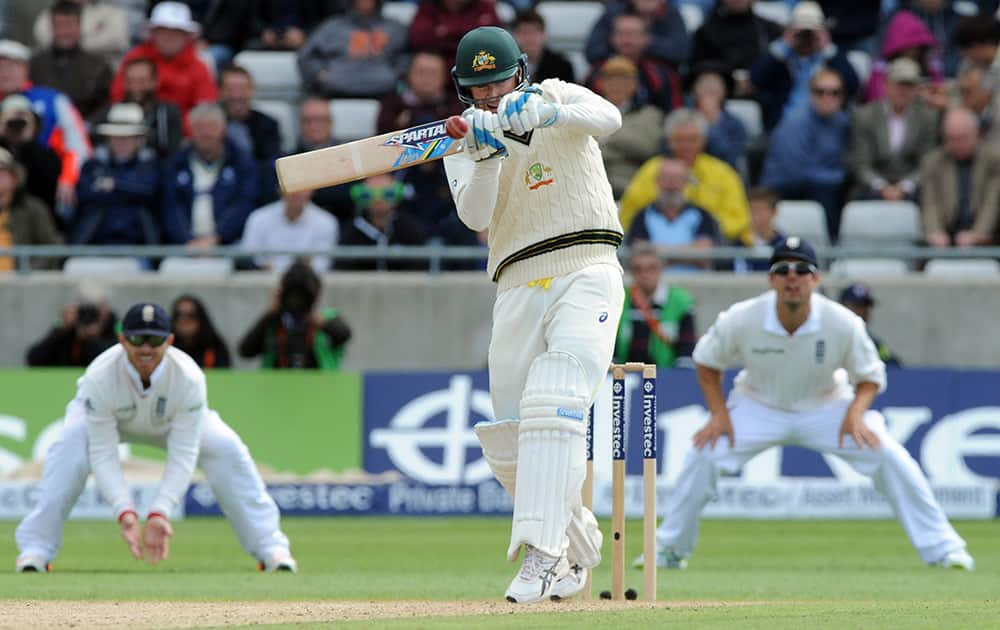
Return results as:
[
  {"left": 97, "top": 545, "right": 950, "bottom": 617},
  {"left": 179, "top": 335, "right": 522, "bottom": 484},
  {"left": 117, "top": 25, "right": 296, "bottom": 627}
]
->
[
  {"left": 16, "top": 302, "right": 296, "bottom": 573},
  {"left": 445, "top": 27, "right": 625, "bottom": 602},
  {"left": 638, "top": 237, "right": 973, "bottom": 571}
]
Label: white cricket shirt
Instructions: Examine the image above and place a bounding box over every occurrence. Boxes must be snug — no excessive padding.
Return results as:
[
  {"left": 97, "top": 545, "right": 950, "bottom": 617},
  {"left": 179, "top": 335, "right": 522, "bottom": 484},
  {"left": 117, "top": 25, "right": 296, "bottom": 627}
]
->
[
  {"left": 75, "top": 345, "right": 207, "bottom": 518},
  {"left": 693, "top": 291, "right": 887, "bottom": 412},
  {"left": 444, "top": 79, "right": 624, "bottom": 290}
]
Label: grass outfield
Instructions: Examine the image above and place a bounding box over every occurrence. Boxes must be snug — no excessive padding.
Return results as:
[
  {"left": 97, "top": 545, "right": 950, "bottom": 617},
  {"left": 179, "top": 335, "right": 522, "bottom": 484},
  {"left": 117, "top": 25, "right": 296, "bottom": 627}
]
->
[{"left": 0, "top": 518, "right": 996, "bottom": 628}]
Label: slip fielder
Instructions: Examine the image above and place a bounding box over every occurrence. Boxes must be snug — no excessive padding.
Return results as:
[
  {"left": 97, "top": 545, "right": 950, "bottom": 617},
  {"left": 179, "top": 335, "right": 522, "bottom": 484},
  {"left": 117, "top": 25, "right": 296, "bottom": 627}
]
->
[
  {"left": 445, "top": 26, "right": 624, "bottom": 602},
  {"left": 638, "top": 237, "right": 973, "bottom": 571},
  {"left": 15, "top": 302, "right": 296, "bottom": 573}
]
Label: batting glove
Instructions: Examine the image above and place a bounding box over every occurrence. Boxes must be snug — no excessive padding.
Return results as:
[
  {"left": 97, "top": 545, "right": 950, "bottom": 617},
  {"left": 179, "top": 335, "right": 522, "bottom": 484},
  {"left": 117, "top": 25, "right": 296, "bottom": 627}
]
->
[
  {"left": 462, "top": 108, "right": 507, "bottom": 162},
  {"left": 497, "top": 88, "right": 559, "bottom": 136}
]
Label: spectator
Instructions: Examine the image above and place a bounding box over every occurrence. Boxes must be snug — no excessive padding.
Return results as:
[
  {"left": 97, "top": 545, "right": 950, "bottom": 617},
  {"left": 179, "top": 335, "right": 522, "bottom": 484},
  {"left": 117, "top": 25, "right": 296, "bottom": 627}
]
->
[
  {"left": 952, "top": 15, "right": 1000, "bottom": 76},
  {"left": 175, "top": 0, "right": 258, "bottom": 71},
  {"left": 408, "top": 0, "right": 502, "bottom": 69},
  {"left": 850, "top": 57, "right": 939, "bottom": 203},
  {"left": 238, "top": 261, "right": 352, "bottom": 370},
  {"left": 25, "top": 285, "right": 118, "bottom": 366},
  {"left": 338, "top": 173, "right": 428, "bottom": 271},
  {"left": 895, "top": 0, "right": 962, "bottom": 77},
  {"left": 110, "top": 2, "right": 217, "bottom": 129},
  {"left": 0, "top": 148, "right": 62, "bottom": 272},
  {"left": 0, "top": 95, "right": 62, "bottom": 217},
  {"left": 625, "top": 157, "right": 720, "bottom": 271},
  {"left": 586, "top": 0, "right": 691, "bottom": 69},
  {"left": 293, "top": 96, "right": 353, "bottom": 222},
  {"left": 512, "top": 9, "right": 576, "bottom": 84},
  {"left": 816, "top": 0, "right": 881, "bottom": 54},
  {"left": 689, "top": 65, "right": 747, "bottom": 173},
  {"left": 71, "top": 103, "right": 159, "bottom": 246},
  {"left": 256, "top": 0, "right": 346, "bottom": 51},
  {"left": 113, "top": 57, "right": 183, "bottom": 157},
  {"left": 0, "top": 39, "right": 93, "bottom": 219},
  {"left": 957, "top": 62, "right": 1000, "bottom": 147},
  {"left": 690, "top": 0, "right": 783, "bottom": 97},
  {"left": 838, "top": 282, "right": 902, "bottom": 367},
  {"left": 866, "top": 10, "right": 943, "bottom": 104},
  {"left": 170, "top": 294, "right": 231, "bottom": 368},
  {"left": 593, "top": 56, "right": 664, "bottom": 198},
  {"left": 218, "top": 64, "right": 281, "bottom": 204},
  {"left": 241, "top": 190, "right": 339, "bottom": 274},
  {"left": 732, "top": 186, "right": 785, "bottom": 272},
  {"left": 614, "top": 242, "right": 697, "bottom": 367},
  {"left": 297, "top": 0, "right": 408, "bottom": 98},
  {"left": 33, "top": 0, "right": 130, "bottom": 64},
  {"left": 29, "top": 1, "right": 114, "bottom": 124},
  {"left": 760, "top": 68, "right": 850, "bottom": 240},
  {"left": 162, "top": 103, "right": 256, "bottom": 247},
  {"left": 749, "top": 1, "right": 859, "bottom": 131},
  {"left": 920, "top": 107, "right": 1000, "bottom": 247},
  {"left": 587, "top": 12, "right": 683, "bottom": 111},
  {"left": 620, "top": 108, "right": 752, "bottom": 244}
]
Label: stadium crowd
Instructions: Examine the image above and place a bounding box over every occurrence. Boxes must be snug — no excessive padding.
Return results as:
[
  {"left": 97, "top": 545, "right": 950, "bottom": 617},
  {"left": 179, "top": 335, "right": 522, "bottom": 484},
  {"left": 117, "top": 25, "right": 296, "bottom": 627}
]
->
[{"left": 2, "top": 0, "right": 1000, "bottom": 273}]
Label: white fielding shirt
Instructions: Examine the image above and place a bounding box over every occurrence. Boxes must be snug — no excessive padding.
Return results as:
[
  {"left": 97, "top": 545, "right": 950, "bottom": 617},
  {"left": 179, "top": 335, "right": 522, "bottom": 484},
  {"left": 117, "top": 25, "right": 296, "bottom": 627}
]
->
[
  {"left": 444, "top": 79, "right": 624, "bottom": 290},
  {"left": 692, "top": 291, "right": 887, "bottom": 412},
  {"left": 75, "top": 345, "right": 207, "bottom": 518}
]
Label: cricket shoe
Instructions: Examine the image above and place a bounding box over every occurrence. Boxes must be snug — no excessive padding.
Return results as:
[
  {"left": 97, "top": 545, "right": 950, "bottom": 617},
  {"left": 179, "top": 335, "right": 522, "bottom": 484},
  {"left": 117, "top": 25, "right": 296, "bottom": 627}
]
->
[
  {"left": 632, "top": 547, "right": 687, "bottom": 570},
  {"left": 933, "top": 548, "right": 974, "bottom": 571},
  {"left": 549, "top": 564, "right": 587, "bottom": 601},
  {"left": 258, "top": 550, "right": 298, "bottom": 573},
  {"left": 16, "top": 555, "right": 51, "bottom": 573},
  {"left": 505, "top": 545, "right": 569, "bottom": 603}
]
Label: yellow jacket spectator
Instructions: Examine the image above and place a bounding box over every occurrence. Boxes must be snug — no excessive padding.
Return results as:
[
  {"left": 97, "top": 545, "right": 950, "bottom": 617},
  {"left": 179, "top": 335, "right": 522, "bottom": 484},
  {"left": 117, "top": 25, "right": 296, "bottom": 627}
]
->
[{"left": 619, "top": 108, "right": 752, "bottom": 245}]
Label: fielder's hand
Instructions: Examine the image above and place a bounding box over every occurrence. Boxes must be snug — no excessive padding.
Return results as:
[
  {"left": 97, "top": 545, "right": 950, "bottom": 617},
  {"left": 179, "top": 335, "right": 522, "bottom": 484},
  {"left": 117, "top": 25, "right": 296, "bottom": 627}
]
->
[
  {"left": 693, "top": 410, "right": 735, "bottom": 451},
  {"left": 462, "top": 107, "right": 506, "bottom": 162},
  {"left": 838, "top": 408, "right": 880, "bottom": 449},
  {"left": 119, "top": 510, "right": 142, "bottom": 560},
  {"left": 497, "top": 87, "right": 559, "bottom": 135},
  {"left": 141, "top": 513, "right": 174, "bottom": 564}
]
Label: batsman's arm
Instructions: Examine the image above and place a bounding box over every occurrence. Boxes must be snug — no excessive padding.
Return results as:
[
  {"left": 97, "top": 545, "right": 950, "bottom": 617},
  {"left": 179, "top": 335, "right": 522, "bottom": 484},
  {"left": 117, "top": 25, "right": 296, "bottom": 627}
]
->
[
  {"left": 444, "top": 153, "right": 501, "bottom": 232},
  {"left": 546, "top": 81, "right": 622, "bottom": 137}
]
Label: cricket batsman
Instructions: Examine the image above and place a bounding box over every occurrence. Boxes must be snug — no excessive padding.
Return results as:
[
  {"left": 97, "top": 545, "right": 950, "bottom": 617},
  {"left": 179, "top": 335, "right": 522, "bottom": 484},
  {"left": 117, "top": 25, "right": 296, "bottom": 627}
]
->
[{"left": 444, "top": 26, "right": 625, "bottom": 602}]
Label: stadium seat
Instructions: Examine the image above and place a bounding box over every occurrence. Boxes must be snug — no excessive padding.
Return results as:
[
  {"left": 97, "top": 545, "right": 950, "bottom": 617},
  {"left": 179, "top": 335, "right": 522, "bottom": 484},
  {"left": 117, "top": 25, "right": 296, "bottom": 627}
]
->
[
  {"left": 775, "top": 200, "right": 831, "bottom": 248},
  {"left": 330, "top": 99, "right": 380, "bottom": 142},
  {"left": 924, "top": 258, "right": 1000, "bottom": 277},
  {"left": 497, "top": 2, "right": 516, "bottom": 24},
  {"left": 753, "top": 1, "right": 790, "bottom": 25},
  {"left": 233, "top": 51, "right": 301, "bottom": 101},
  {"left": 536, "top": 1, "right": 605, "bottom": 53},
  {"left": 63, "top": 257, "right": 144, "bottom": 276},
  {"left": 847, "top": 50, "right": 872, "bottom": 85},
  {"left": 828, "top": 258, "right": 908, "bottom": 276},
  {"left": 159, "top": 257, "right": 234, "bottom": 278},
  {"left": 838, "top": 200, "right": 922, "bottom": 246},
  {"left": 382, "top": 1, "right": 418, "bottom": 26},
  {"left": 254, "top": 100, "right": 298, "bottom": 154},
  {"left": 679, "top": 4, "right": 703, "bottom": 32},
  {"left": 725, "top": 99, "right": 764, "bottom": 143},
  {"left": 566, "top": 51, "right": 590, "bottom": 82}
]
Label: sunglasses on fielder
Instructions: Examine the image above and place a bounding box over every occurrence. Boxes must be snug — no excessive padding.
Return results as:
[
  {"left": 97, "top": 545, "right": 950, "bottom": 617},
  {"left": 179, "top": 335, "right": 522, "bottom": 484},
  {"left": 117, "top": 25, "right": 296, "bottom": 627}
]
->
[
  {"left": 125, "top": 334, "right": 168, "bottom": 348},
  {"left": 769, "top": 261, "right": 817, "bottom": 276}
]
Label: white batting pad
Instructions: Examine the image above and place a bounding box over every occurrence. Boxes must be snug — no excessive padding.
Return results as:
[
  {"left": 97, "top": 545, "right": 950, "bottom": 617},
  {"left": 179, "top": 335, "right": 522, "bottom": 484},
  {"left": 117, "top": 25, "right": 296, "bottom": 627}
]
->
[
  {"left": 507, "top": 417, "right": 587, "bottom": 560},
  {"left": 520, "top": 351, "right": 592, "bottom": 422},
  {"left": 566, "top": 505, "right": 602, "bottom": 568},
  {"left": 474, "top": 419, "right": 519, "bottom": 494}
]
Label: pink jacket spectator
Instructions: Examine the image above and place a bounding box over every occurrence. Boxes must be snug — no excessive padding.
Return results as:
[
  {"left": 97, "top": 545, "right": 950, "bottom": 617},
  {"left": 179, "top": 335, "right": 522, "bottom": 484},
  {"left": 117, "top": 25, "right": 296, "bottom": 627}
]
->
[{"left": 865, "top": 10, "right": 943, "bottom": 103}]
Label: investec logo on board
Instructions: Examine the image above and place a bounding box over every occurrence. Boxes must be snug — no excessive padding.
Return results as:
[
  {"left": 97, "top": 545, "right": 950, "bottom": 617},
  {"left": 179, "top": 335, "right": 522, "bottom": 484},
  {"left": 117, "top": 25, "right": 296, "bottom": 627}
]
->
[{"left": 384, "top": 121, "right": 449, "bottom": 150}]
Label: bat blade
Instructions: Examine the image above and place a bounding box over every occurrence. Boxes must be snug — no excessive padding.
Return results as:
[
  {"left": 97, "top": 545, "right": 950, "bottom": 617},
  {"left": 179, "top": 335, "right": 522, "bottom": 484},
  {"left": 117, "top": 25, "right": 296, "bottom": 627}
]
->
[{"left": 276, "top": 118, "right": 463, "bottom": 193}]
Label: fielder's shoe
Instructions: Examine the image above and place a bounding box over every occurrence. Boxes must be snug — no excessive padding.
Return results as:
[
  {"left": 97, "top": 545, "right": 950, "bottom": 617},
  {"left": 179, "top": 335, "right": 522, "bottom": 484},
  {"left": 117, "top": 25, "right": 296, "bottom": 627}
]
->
[
  {"left": 16, "top": 556, "right": 51, "bottom": 573},
  {"left": 505, "top": 545, "right": 569, "bottom": 603},
  {"left": 548, "top": 563, "right": 587, "bottom": 601},
  {"left": 632, "top": 547, "right": 687, "bottom": 570},
  {"left": 933, "top": 548, "right": 974, "bottom": 571},
  {"left": 258, "top": 550, "right": 298, "bottom": 573}
]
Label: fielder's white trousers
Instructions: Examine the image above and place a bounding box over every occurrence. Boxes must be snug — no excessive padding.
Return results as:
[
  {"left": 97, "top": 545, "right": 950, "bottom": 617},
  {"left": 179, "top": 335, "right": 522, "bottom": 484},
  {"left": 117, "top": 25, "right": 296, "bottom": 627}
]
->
[
  {"left": 16, "top": 405, "right": 290, "bottom": 564},
  {"left": 488, "top": 263, "right": 625, "bottom": 419},
  {"left": 658, "top": 393, "right": 966, "bottom": 564}
]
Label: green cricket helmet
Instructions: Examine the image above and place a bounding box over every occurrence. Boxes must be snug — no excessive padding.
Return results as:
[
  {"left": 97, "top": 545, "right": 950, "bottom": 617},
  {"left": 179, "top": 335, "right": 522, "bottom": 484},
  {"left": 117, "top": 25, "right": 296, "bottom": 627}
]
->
[{"left": 452, "top": 26, "right": 529, "bottom": 105}]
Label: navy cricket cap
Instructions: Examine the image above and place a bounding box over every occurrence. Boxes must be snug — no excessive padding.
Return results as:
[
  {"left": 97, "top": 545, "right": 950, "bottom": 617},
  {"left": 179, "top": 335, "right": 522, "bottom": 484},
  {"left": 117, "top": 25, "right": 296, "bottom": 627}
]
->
[
  {"left": 121, "top": 303, "right": 171, "bottom": 336},
  {"left": 839, "top": 282, "right": 876, "bottom": 306},
  {"left": 769, "top": 236, "right": 818, "bottom": 267}
]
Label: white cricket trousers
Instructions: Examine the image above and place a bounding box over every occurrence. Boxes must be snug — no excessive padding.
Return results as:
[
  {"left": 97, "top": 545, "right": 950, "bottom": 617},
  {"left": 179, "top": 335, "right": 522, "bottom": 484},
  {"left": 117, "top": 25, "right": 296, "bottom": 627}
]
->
[
  {"left": 16, "top": 405, "right": 290, "bottom": 564},
  {"left": 659, "top": 393, "right": 966, "bottom": 564}
]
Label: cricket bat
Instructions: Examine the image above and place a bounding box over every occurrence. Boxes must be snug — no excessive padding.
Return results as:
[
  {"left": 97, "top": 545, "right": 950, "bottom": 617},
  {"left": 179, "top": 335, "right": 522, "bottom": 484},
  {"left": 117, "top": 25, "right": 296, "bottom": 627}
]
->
[{"left": 275, "top": 119, "right": 463, "bottom": 193}]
